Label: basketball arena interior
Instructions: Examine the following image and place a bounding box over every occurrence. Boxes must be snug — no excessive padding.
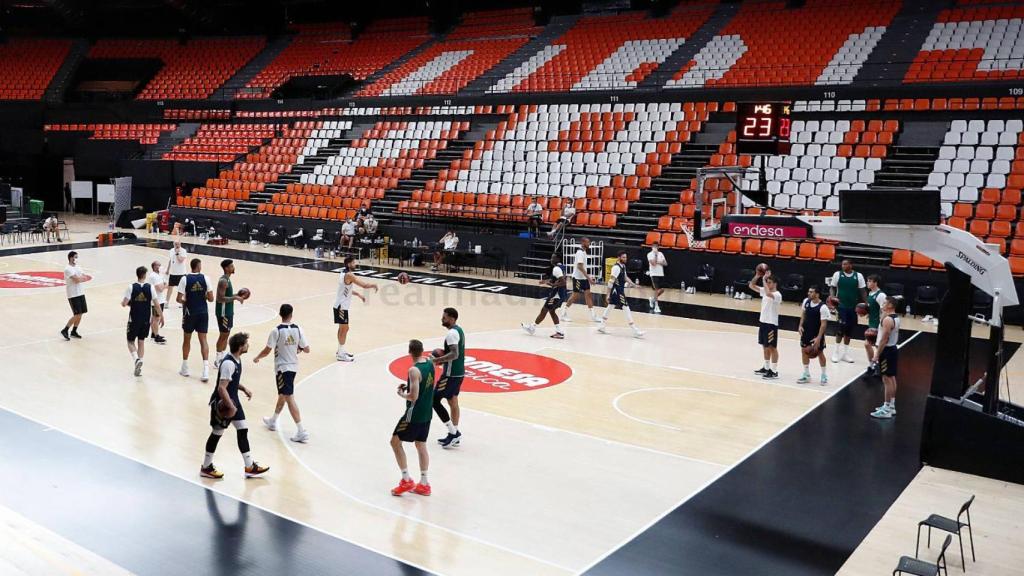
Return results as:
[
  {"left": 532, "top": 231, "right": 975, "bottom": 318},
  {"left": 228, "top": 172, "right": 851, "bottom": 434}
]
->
[{"left": 1, "top": 0, "right": 1024, "bottom": 574}]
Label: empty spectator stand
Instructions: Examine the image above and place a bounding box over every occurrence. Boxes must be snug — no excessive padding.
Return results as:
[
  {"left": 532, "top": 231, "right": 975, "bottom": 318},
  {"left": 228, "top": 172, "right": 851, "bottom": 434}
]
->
[
  {"left": 44, "top": 123, "right": 178, "bottom": 145},
  {"left": 906, "top": 3, "right": 1024, "bottom": 83},
  {"left": 88, "top": 37, "right": 265, "bottom": 100},
  {"left": 238, "top": 18, "right": 430, "bottom": 99},
  {"left": 0, "top": 38, "right": 72, "bottom": 100},
  {"left": 162, "top": 123, "right": 282, "bottom": 162},
  {"left": 488, "top": 6, "right": 714, "bottom": 93}
]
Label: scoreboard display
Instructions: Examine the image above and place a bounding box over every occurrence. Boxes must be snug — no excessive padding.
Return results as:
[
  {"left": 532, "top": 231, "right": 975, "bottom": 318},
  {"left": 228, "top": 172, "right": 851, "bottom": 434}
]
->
[{"left": 735, "top": 102, "right": 792, "bottom": 155}]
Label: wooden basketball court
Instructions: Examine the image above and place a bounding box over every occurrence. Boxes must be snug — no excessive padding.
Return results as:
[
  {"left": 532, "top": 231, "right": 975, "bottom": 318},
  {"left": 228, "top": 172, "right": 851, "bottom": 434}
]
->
[{"left": 1, "top": 224, "right": 1022, "bottom": 575}]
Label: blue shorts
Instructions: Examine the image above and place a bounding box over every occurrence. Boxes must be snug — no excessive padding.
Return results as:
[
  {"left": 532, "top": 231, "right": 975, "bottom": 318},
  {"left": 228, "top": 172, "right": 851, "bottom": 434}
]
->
[
  {"left": 436, "top": 375, "right": 463, "bottom": 399},
  {"left": 572, "top": 278, "right": 590, "bottom": 292},
  {"left": 183, "top": 312, "right": 209, "bottom": 334},
  {"left": 276, "top": 371, "right": 296, "bottom": 396},
  {"left": 836, "top": 306, "right": 857, "bottom": 337},
  {"left": 608, "top": 289, "right": 627, "bottom": 309},
  {"left": 879, "top": 346, "right": 899, "bottom": 376},
  {"left": 758, "top": 323, "right": 778, "bottom": 348}
]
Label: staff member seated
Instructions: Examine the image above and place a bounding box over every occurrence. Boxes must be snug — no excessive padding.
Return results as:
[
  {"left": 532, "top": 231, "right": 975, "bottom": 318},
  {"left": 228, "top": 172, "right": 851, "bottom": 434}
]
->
[
  {"left": 340, "top": 219, "right": 356, "bottom": 249},
  {"left": 525, "top": 197, "right": 543, "bottom": 237},
  {"left": 432, "top": 230, "right": 459, "bottom": 272},
  {"left": 547, "top": 203, "right": 575, "bottom": 238},
  {"left": 363, "top": 213, "right": 378, "bottom": 236}
]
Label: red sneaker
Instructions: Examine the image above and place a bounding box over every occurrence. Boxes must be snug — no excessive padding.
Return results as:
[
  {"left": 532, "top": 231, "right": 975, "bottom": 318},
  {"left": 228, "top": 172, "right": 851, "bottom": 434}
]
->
[
  {"left": 391, "top": 478, "right": 415, "bottom": 496},
  {"left": 413, "top": 483, "right": 431, "bottom": 496}
]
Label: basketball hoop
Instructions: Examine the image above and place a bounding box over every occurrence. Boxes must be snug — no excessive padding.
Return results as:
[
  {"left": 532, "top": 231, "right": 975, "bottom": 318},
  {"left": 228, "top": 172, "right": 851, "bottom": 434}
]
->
[{"left": 681, "top": 224, "right": 706, "bottom": 250}]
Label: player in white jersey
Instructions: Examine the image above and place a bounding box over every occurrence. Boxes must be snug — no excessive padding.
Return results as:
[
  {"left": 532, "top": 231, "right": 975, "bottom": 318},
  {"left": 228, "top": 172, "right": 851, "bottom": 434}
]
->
[
  {"left": 750, "top": 268, "right": 782, "bottom": 379},
  {"left": 147, "top": 260, "right": 168, "bottom": 344},
  {"left": 62, "top": 251, "right": 90, "bottom": 340},
  {"left": 646, "top": 242, "right": 667, "bottom": 314},
  {"left": 562, "top": 237, "right": 599, "bottom": 322},
  {"left": 254, "top": 304, "right": 311, "bottom": 442},
  {"left": 166, "top": 239, "right": 188, "bottom": 307},
  {"left": 334, "top": 256, "right": 378, "bottom": 361},
  {"left": 870, "top": 297, "right": 901, "bottom": 419},
  {"left": 597, "top": 252, "right": 643, "bottom": 337}
]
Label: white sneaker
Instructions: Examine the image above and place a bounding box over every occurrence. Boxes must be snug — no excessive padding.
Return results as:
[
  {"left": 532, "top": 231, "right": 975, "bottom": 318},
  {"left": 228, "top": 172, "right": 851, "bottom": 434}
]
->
[
  {"left": 200, "top": 365, "right": 210, "bottom": 382},
  {"left": 179, "top": 364, "right": 190, "bottom": 377},
  {"left": 820, "top": 374, "right": 829, "bottom": 386},
  {"left": 887, "top": 405, "right": 897, "bottom": 415},
  {"left": 336, "top": 352, "right": 354, "bottom": 362},
  {"left": 597, "top": 322, "right": 607, "bottom": 334},
  {"left": 632, "top": 328, "right": 645, "bottom": 339},
  {"left": 649, "top": 297, "right": 656, "bottom": 309},
  {"left": 262, "top": 417, "right": 277, "bottom": 431},
  {"left": 290, "top": 431, "right": 310, "bottom": 443},
  {"left": 560, "top": 313, "right": 571, "bottom": 322},
  {"left": 590, "top": 314, "right": 601, "bottom": 323},
  {"left": 213, "top": 356, "right": 221, "bottom": 368},
  {"left": 831, "top": 352, "right": 840, "bottom": 363},
  {"left": 796, "top": 374, "right": 810, "bottom": 384},
  {"left": 520, "top": 322, "right": 536, "bottom": 335},
  {"left": 134, "top": 359, "right": 143, "bottom": 377},
  {"left": 842, "top": 354, "right": 855, "bottom": 363},
  {"left": 654, "top": 306, "right": 661, "bottom": 314},
  {"left": 870, "top": 406, "right": 893, "bottom": 419}
]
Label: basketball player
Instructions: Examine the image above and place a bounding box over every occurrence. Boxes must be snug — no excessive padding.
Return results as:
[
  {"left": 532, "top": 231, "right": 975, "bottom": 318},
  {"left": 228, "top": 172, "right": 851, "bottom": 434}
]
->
[
  {"left": 863, "top": 274, "right": 888, "bottom": 374},
  {"left": 254, "top": 304, "right": 310, "bottom": 443},
  {"left": 870, "top": 298, "right": 900, "bottom": 419},
  {"left": 200, "top": 332, "right": 269, "bottom": 479},
  {"left": 390, "top": 339, "right": 434, "bottom": 496},
  {"left": 522, "top": 253, "right": 567, "bottom": 339},
  {"left": 562, "top": 237, "right": 598, "bottom": 322},
  {"left": 647, "top": 242, "right": 667, "bottom": 314},
  {"left": 166, "top": 239, "right": 188, "bottom": 306},
  {"left": 61, "top": 251, "right": 89, "bottom": 340},
  {"left": 334, "top": 257, "right": 379, "bottom": 362},
  {"left": 797, "top": 285, "right": 830, "bottom": 385},
  {"left": 433, "top": 307, "right": 465, "bottom": 448},
  {"left": 122, "top": 266, "right": 163, "bottom": 377},
  {"left": 147, "top": 260, "right": 167, "bottom": 344},
  {"left": 214, "top": 259, "right": 245, "bottom": 367},
  {"left": 750, "top": 268, "right": 782, "bottom": 379},
  {"left": 597, "top": 252, "right": 644, "bottom": 338},
  {"left": 177, "top": 258, "right": 214, "bottom": 381},
  {"left": 830, "top": 260, "right": 867, "bottom": 364}
]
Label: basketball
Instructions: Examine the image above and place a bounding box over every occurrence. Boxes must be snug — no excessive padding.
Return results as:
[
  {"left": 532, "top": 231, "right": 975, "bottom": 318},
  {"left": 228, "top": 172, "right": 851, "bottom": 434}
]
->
[
  {"left": 826, "top": 296, "right": 839, "bottom": 310},
  {"left": 802, "top": 344, "right": 819, "bottom": 359},
  {"left": 397, "top": 272, "right": 411, "bottom": 285},
  {"left": 855, "top": 302, "right": 868, "bottom": 316},
  {"left": 237, "top": 288, "right": 251, "bottom": 300},
  {"left": 865, "top": 328, "right": 878, "bottom": 344},
  {"left": 216, "top": 399, "right": 236, "bottom": 420},
  {"left": 756, "top": 263, "right": 769, "bottom": 275},
  {"left": 432, "top": 348, "right": 445, "bottom": 358}
]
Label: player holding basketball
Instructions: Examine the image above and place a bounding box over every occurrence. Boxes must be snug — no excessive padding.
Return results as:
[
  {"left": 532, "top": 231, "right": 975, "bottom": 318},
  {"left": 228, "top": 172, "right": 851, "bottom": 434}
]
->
[
  {"left": 390, "top": 339, "right": 434, "bottom": 496},
  {"left": 433, "top": 307, "right": 465, "bottom": 448},
  {"left": 750, "top": 266, "right": 782, "bottom": 379},
  {"left": 647, "top": 242, "right": 667, "bottom": 314},
  {"left": 830, "top": 260, "right": 867, "bottom": 364},
  {"left": 562, "top": 237, "right": 599, "bottom": 322},
  {"left": 200, "top": 332, "right": 269, "bottom": 479},
  {"left": 870, "top": 298, "right": 900, "bottom": 419},
  {"left": 61, "top": 251, "right": 89, "bottom": 340},
  {"left": 522, "top": 253, "right": 567, "bottom": 339},
  {"left": 797, "top": 285, "right": 830, "bottom": 385},
  {"left": 255, "top": 304, "right": 311, "bottom": 443},
  {"left": 597, "top": 252, "right": 644, "bottom": 338},
  {"left": 147, "top": 260, "right": 167, "bottom": 344},
  {"left": 122, "top": 266, "right": 162, "bottom": 377},
  {"left": 178, "top": 258, "right": 214, "bottom": 381},
  {"left": 863, "top": 274, "right": 887, "bottom": 375},
  {"left": 214, "top": 259, "right": 245, "bottom": 367},
  {"left": 334, "top": 257, "right": 379, "bottom": 362}
]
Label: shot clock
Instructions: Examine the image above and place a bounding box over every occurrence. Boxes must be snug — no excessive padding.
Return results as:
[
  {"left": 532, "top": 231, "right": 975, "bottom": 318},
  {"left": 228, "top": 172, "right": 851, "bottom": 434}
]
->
[{"left": 735, "top": 102, "right": 792, "bottom": 155}]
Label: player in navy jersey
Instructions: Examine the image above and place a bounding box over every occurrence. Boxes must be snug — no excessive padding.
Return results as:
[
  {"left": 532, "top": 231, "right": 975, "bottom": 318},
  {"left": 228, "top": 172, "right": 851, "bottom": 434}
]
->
[
  {"left": 177, "top": 258, "right": 215, "bottom": 381},
  {"left": 200, "top": 332, "right": 269, "bottom": 479},
  {"left": 121, "top": 266, "right": 163, "bottom": 377},
  {"left": 522, "top": 254, "right": 568, "bottom": 339},
  {"left": 597, "top": 252, "right": 643, "bottom": 338},
  {"left": 797, "top": 285, "right": 831, "bottom": 385}
]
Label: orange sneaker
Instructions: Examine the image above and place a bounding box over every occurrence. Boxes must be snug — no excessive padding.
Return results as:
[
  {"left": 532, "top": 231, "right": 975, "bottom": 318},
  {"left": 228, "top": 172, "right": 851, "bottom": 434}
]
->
[
  {"left": 200, "top": 464, "right": 223, "bottom": 479},
  {"left": 413, "top": 483, "right": 431, "bottom": 496},
  {"left": 244, "top": 462, "right": 270, "bottom": 478},
  {"left": 391, "top": 478, "right": 415, "bottom": 496}
]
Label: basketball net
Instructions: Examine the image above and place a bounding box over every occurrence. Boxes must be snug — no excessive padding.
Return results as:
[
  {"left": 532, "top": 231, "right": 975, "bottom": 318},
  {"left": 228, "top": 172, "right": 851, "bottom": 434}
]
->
[{"left": 682, "top": 224, "right": 706, "bottom": 250}]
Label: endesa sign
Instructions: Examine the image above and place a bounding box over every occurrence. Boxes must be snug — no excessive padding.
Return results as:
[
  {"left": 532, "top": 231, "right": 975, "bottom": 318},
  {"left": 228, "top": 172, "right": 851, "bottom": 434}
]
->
[
  {"left": 389, "top": 349, "right": 572, "bottom": 393},
  {"left": 723, "top": 216, "right": 811, "bottom": 239},
  {"left": 0, "top": 271, "right": 91, "bottom": 289}
]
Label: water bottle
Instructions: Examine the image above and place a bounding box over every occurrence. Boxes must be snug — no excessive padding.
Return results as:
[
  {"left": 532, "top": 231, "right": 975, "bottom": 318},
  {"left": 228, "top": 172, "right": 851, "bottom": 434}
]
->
[
  {"left": 905, "top": 305, "right": 911, "bottom": 316},
  {"left": 413, "top": 237, "right": 418, "bottom": 247},
  {"left": 680, "top": 281, "right": 686, "bottom": 291}
]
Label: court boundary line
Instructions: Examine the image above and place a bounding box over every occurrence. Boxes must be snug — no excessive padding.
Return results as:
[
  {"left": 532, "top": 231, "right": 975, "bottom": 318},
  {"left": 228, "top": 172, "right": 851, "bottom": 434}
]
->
[
  {"left": 572, "top": 330, "right": 924, "bottom": 575},
  {"left": 611, "top": 387, "right": 741, "bottom": 431},
  {"left": 0, "top": 403, "right": 440, "bottom": 576}
]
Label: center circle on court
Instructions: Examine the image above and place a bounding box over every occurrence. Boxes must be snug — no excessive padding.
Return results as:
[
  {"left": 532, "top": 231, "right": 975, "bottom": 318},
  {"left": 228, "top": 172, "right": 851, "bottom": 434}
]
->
[
  {"left": 0, "top": 271, "right": 92, "bottom": 289},
  {"left": 388, "top": 348, "right": 573, "bottom": 393}
]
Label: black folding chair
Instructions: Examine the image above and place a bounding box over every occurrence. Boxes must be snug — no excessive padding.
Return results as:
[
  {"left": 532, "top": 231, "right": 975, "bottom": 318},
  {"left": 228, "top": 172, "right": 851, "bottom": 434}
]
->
[
  {"left": 917, "top": 495, "right": 975, "bottom": 571},
  {"left": 895, "top": 534, "right": 951, "bottom": 576}
]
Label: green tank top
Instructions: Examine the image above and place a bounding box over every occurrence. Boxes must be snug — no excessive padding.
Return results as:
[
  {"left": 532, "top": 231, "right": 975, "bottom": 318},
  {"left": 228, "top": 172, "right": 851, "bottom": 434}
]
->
[
  {"left": 407, "top": 359, "right": 435, "bottom": 424},
  {"left": 447, "top": 325, "right": 465, "bottom": 377},
  {"left": 867, "top": 289, "right": 882, "bottom": 329},
  {"left": 836, "top": 271, "right": 861, "bottom": 308},
  {"left": 215, "top": 275, "right": 234, "bottom": 317}
]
